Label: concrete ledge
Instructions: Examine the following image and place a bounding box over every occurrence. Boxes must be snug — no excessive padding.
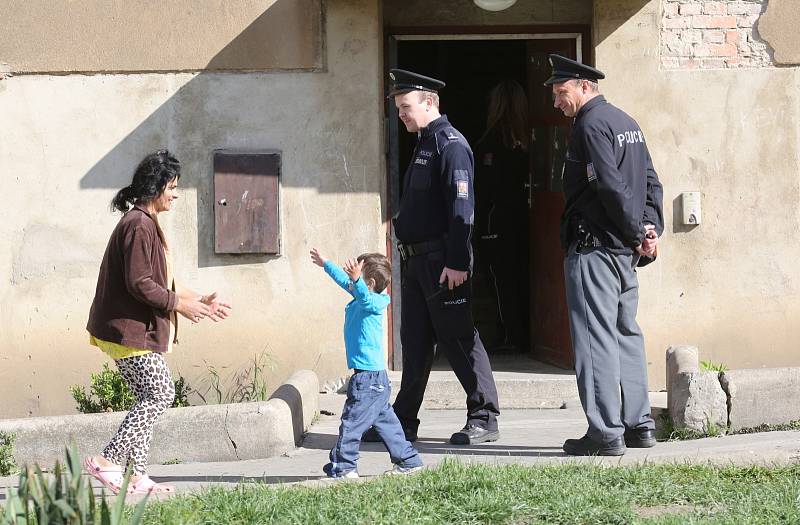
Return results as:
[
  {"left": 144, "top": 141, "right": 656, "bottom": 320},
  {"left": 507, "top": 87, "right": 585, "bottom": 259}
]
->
[
  {"left": 721, "top": 368, "right": 800, "bottom": 431},
  {"left": 0, "top": 369, "right": 319, "bottom": 468}
]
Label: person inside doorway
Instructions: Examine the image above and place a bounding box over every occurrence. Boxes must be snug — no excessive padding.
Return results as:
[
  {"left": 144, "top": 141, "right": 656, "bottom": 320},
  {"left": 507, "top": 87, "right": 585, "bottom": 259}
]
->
[{"left": 474, "top": 79, "right": 531, "bottom": 352}]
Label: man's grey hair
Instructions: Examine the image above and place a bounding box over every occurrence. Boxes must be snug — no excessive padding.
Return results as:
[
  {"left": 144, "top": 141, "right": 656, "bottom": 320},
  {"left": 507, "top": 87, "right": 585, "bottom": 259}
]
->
[{"left": 573, "top": 79, "right": 599, "bottom": 93}]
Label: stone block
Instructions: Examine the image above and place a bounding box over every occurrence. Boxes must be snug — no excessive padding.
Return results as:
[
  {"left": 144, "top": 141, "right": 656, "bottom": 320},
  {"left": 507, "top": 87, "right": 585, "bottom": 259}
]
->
[
  {"left": 721, "top": 368, "right": 800, "bottom": 431},
  {"left": 666, "top": 345, "right": 699, "bottom": 411},
  {"left": 669, "top": 371, "right": 728, "bottom": 433}
]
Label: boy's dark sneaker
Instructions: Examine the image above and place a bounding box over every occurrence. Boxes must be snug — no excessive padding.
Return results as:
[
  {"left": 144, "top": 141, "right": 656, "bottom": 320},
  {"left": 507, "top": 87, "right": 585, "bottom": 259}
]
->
[
  {"left": 562, "top": 435, "right": 626, "bottom": 456},
  {"left": 624, "top": 428, "right": 657, "bottom": 448},
  {"left": 449, "top": 424, "right": 499, "bottom": 445},
  {"left": 361, "top": 426, "right": 417, "bottom": 443}
]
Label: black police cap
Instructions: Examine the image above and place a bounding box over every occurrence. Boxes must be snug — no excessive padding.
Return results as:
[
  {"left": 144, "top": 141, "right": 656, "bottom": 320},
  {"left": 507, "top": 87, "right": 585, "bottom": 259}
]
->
[
  {"left": 543, "top": 54, "right": 605, "bottom": 86},
  {"left": 388, "top": 69, "right": 445, "bottom": 97}
]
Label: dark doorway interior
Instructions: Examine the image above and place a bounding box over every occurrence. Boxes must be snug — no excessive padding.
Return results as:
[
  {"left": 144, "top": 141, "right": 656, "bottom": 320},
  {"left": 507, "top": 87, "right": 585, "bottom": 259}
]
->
[
  {"left": 396, "top": 39, "right": 530, "bottom": 356},
  {"left": 391, "top": 35, "right": 581, "bottom": 370}
]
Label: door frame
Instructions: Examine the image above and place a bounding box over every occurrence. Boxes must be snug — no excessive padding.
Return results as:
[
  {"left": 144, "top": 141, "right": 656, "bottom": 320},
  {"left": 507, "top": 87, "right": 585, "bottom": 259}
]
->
[{"left": 384, "top": 25, "right": 591, "bottom": 371}]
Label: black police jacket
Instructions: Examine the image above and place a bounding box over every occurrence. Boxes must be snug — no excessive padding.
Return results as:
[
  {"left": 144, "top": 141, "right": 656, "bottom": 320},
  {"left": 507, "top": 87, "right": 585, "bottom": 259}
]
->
[
  {"left": 561, "top": 95, "right": 664, "bottom": 253},
  {"left": 474, "top": 130, "right": 529, "bottom": 241},
  {"left": 393, "top": 115, "right": 475, "bottom": 271}
]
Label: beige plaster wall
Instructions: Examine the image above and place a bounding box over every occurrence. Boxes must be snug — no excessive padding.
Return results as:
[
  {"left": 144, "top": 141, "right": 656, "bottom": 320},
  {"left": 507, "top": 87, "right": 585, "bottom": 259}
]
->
[
  {"left": 0, "top": 0, "right": 384, "bottom": 417},
  {"left": 594, "top": 0, "right": 800, "bottom": 389},
  {"left": 383, "top": 0, "right": 592, "bottom": 26},
  {"left": 0, "top": 0, "right": 322, "bottom": 73}
]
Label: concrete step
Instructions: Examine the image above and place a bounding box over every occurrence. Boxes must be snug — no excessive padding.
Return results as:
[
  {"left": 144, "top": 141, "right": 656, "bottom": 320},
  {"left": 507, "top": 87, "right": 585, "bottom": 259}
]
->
[
  {"left": 385, "top": 358, "right": 668, "bottom": 412},
  {"left": 387, "top": 358, "right": 582, "bottom": 409}
]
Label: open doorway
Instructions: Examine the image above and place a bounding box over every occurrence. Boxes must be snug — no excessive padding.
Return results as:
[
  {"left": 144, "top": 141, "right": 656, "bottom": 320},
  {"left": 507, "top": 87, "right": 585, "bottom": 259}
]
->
[{"left": 386, "top": 32, "right": 585, "bottom": 371}]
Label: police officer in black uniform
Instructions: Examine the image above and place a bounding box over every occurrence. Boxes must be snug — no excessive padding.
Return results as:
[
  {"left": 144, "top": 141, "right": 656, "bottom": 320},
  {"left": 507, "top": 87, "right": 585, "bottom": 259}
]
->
[
  {"left": 546, "top": 55, "right": 664, "bottom": 455},
  {"left": 365, "top": 69, "right": 500, "bottom": 445}
]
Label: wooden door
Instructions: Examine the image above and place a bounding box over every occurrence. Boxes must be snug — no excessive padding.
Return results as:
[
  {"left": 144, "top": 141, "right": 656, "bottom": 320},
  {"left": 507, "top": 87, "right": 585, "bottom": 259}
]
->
[{"left": 527, "top": 39, "right": 576, "bottom": 369}]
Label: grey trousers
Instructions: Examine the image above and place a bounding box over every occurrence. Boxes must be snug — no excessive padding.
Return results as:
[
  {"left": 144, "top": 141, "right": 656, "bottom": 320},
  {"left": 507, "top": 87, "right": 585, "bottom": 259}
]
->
[{"left": 564, "top": 244, "right": 654, "bottom": 444}]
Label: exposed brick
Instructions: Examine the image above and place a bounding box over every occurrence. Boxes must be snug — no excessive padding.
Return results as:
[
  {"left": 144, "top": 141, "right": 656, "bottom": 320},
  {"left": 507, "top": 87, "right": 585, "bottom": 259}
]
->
[
  {"left": 681, "top": 29, "right": 703, "bottom": 44},
  {"left": 703, "top": 30, "right": 724, "bottom": 43},
  {"left": 661, "top": 57, "right": 680, "bottom": 69},
  {"left": 679, "top": 3, "right": 703, "bottom": 15},
  {"left": 725, "top": 30, "right": 740, "bottom": 44},
  {"left": 665, "top": 17, "right": 692, "bottom": 29},
  {"left": 749, "top": 4, "right": 764, "bottom": 15},
  {"left": 693, "top": 43, "right": 712, "bottom": 56},
  {"left": 678, "top": 57, "right": 701, "bottom": 69},
  {"left": 727, "top": 3, "right": 751, "bottom": 16},
  {"left": 700, "top": 57, "right": 728, "bottom": 69},
  {"left": 664, "top": 43, "right": 694, "bottom": 57},
  {"left": 692, "top": 15, "right": 737, "bottom": 29},
  {"left": 664, "top": 2, "right": 680, "bottom": 16},
  {"left": 702, "top": 1, "right": 727, "bottom": 15},
  {"left": 710, "top": 43, "right": 737, "bottom": 57},
  {"left": 662, "top": 30, "right": 682, "bottom": 47},
  {"left": 737, "top": 15, "right": 759, "bottom": 27}
]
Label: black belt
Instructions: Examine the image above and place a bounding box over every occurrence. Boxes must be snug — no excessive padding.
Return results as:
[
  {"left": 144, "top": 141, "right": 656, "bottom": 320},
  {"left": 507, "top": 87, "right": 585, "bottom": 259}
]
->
[{"left": 398, "top": 238, "right": 446, "bottom": 261}]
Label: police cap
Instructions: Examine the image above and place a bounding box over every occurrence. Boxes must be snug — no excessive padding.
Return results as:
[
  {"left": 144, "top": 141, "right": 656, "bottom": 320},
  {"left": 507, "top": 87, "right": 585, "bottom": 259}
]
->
[
  {"left": 388, "top": 69, "right": 445, "bottom": 98},
  {"left": 543, "top": 54, "right": 605, "bottom": 86}
]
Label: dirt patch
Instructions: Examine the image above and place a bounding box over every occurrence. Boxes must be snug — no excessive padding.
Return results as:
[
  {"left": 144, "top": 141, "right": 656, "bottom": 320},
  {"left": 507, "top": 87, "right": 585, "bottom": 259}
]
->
[{"left": 634, "top": 504, "right": 700, "bottom": 518}]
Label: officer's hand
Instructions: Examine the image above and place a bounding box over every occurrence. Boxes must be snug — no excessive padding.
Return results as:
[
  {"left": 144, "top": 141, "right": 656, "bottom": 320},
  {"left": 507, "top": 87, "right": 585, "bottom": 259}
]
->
[
  {"left": 637, "top": 225, "right": 658, "bottom": 256},
  {"left": 440, "top": 267, "right": 468, "bottom": 290},
  {"left": 310, "top": 248, "right": 326, "bottom": 267}
]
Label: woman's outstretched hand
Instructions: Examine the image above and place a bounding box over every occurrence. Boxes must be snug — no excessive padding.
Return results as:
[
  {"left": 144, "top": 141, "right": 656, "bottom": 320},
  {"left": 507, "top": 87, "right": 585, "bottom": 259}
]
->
[
  {"left": 176, "top": 296, "right": 211, "bottom": 323},
  {"left": 200, "top": 292, "right": 232, "bottom": 322}
]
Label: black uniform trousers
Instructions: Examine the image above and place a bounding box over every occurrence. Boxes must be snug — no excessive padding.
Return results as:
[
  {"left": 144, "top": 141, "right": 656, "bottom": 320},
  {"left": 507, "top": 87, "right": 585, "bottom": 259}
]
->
[{"left": 392, "top": 249, "right": 500, "bottom": 434}]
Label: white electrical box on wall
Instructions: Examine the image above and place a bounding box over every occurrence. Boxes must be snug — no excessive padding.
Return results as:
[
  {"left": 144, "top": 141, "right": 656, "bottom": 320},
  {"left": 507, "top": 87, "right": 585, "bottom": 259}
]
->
[{"left": 681, "top": 191, "right": 701, "bottom": 225}]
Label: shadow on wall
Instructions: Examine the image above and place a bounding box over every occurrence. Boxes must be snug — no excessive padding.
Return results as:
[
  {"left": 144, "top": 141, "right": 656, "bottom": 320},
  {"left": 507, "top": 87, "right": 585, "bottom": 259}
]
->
[
  {"left": 593, "top": 0, "right": 653, "bottom": 46},
  {"left": 77, "top": 0, "right": 383, "bottom": 269}
]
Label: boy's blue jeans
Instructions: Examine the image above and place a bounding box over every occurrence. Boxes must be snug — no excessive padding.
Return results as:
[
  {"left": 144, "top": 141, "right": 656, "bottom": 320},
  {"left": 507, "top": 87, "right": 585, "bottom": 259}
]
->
[{"left": 325, "top": 369, "right": 422, "bottom": 477}]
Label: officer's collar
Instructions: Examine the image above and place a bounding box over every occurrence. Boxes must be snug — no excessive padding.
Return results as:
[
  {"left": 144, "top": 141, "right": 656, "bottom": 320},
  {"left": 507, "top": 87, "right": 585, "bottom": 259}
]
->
[
  {"left": 418, "top": 114, "right": 449, "bottom": 138},
  {"left": 576, "top": 95, "right": 606, "bottom": 120}
]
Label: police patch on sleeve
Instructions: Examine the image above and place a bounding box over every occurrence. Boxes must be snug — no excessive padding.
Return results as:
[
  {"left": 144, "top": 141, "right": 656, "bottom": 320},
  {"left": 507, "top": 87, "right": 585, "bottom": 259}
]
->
[
  {"left": 586, "top": 162, "right": 597, "bottom": 182},
  {"left": 454, "top": 170, "right": 469, "bottom": 199},
  {"left": 457, "top": 180, "right": 469, "bottom": 199}
]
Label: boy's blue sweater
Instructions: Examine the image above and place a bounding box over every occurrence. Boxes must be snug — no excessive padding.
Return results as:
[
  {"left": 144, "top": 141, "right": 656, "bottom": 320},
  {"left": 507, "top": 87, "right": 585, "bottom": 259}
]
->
[{"left": 324, "top": 261, "right": 391, "bottom": 371}]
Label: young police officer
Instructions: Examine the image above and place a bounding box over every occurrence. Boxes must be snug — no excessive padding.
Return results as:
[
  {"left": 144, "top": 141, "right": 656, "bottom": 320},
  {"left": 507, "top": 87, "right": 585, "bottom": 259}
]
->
[
  {"left": 546, "top": 55, "right": 664, "bottom": 456},
  {"left": 364, "top": 69, "right": 500, "bottom": 445}
]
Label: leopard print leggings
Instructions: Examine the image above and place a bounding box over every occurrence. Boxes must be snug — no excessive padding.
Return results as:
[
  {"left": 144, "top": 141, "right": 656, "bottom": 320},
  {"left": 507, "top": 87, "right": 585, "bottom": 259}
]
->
[{"left": 102, "top": 353, "right": 174, "bottom": 475}]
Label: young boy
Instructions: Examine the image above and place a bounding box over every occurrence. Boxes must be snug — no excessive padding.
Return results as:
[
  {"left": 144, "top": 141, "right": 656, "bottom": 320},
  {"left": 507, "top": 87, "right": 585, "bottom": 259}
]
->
[{"left": 310, "top": 247, "right": 423, "bottom": 479}]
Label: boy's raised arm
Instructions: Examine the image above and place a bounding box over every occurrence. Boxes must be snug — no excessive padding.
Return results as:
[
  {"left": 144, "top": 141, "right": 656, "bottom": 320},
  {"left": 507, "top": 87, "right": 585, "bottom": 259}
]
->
[{"left": 311, "top": 248, "right": 354, "bottom": 295}]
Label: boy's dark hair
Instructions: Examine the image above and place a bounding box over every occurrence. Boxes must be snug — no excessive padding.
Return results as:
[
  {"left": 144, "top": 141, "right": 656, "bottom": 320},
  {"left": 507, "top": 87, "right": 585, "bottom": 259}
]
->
[{"left": 357, "top": 253, "right": 391, "bottom": 293}]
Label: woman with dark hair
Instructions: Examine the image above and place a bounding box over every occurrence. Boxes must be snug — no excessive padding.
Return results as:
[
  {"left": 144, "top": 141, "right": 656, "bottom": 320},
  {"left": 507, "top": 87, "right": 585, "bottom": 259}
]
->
[
  {"left": 84, "top": 149, "right": 230, "bottom": 494},
  {"left": 474, "top": 80, "right": 531, "bottom": 352}
]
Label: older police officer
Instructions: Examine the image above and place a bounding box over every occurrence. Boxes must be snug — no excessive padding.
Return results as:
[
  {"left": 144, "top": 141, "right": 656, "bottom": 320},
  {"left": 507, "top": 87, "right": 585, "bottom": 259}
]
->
[
  {"left": 546, "top": 55, "right": 664, "bottom": 456},
  {"left": 364, "top": 69, "right": 500, "bottom": 445}
]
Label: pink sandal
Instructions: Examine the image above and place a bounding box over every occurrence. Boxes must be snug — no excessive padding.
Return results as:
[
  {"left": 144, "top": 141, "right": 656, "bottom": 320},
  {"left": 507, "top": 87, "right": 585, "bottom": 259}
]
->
[
  {"left": 83, "top": 456, "right": 125, "bottom": 495},
  {"left": 127, "top": 475, "right": 175, "bottom": 495}
]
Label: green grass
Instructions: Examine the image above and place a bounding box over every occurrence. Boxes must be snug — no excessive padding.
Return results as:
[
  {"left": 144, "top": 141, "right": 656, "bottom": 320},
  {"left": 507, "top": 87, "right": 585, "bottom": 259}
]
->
[{"left": 134, "top": 460, "right": 800, "bottom": 525}]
